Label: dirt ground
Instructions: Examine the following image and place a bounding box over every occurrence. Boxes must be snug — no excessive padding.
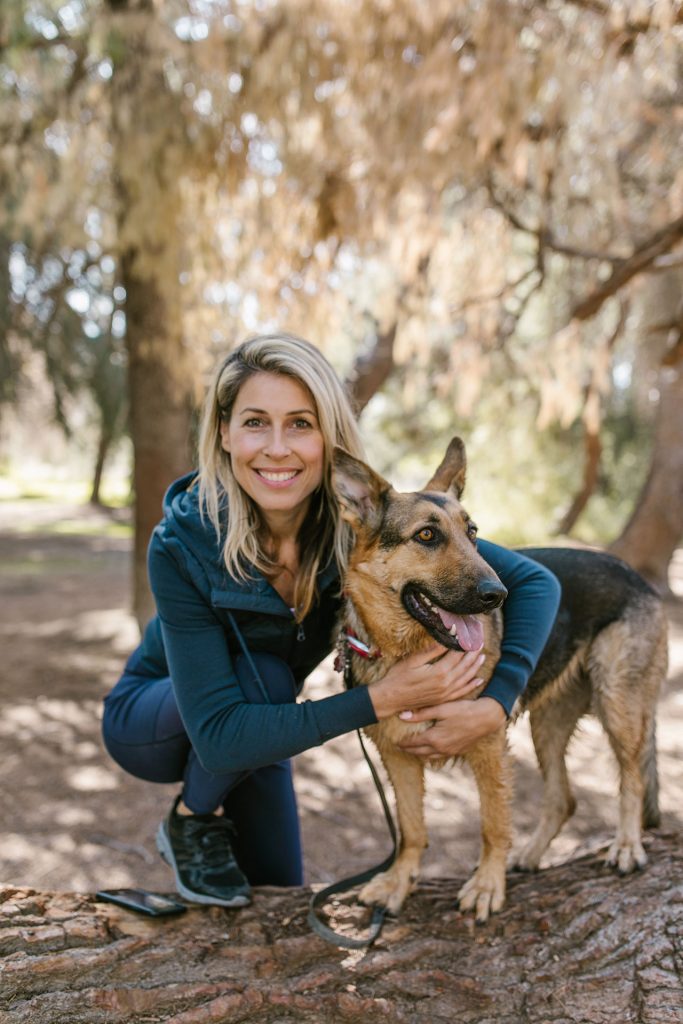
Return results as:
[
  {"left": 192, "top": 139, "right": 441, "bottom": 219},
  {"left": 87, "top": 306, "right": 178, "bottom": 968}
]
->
[{"left": 1, "top": 498, "right": 681, "bottom": 897}]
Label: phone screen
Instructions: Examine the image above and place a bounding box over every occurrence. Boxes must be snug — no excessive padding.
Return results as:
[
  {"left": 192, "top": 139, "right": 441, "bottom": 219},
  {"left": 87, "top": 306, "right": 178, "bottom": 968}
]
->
[{"left": 96, "top": 888, "right": 187, "bottom": 916}]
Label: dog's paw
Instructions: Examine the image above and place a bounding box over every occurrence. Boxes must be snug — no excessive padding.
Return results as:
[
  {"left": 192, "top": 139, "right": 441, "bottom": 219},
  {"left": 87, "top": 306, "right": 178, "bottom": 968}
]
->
[
  {"left": 605, "top": 838, "right": 647, "bottom": 874},
  {"left": 508, "top": 845, "right": 542, "bottom": 873},
  {"left": 458, "top": 867, "right": 506, "bottom": 923},
  {"left": 359, "top": 868, "right": 414, "bottom": 916}
]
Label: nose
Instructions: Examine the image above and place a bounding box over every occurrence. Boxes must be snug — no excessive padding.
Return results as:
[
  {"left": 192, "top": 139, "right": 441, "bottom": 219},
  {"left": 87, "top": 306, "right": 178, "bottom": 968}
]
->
[
  {"left": 263, "top": 428, "right": 291, "bottom": 459},
  {"left": 477, "top": 578, "right": 508, "bottom": 610}
]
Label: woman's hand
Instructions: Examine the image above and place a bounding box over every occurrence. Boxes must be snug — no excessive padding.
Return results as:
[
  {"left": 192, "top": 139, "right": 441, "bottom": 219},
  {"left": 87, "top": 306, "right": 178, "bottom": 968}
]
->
[
  {"left": 368, "top": 644, "right": 486, "bottom": 721},
  {"left": 396, "top": 696, "right": 506, "bottom": 759}
]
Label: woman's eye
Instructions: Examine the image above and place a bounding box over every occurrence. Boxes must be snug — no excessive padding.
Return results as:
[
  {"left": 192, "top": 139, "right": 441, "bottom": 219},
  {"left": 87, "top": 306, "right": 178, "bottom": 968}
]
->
[
  {"left": 244, "top": 418, "right": 264, "bottom": 428},
  {"left": 415, "top": 527, "right": 435, "bottom": 544},
  {"left": 292, "top": 419, "right": 313, "bottom": 429}
]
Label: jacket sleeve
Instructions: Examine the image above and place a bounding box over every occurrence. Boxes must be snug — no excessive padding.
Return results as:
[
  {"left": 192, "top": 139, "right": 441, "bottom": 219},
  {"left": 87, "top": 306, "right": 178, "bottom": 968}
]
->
[
  {"left": 148, "top": 533, "right": 377, "bottom": 775},
  {"left": 475, "top": 539, "right": 561, "bottom": 716}
]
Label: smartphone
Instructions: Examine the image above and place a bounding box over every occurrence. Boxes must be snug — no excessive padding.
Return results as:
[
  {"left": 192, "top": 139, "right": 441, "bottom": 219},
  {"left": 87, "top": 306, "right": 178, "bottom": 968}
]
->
[{"left": 95, "top": 888, "right": 187, "bottom": 917}]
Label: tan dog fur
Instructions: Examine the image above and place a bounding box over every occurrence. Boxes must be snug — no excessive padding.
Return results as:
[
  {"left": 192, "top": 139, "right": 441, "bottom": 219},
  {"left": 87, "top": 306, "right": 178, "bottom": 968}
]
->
[{"left": 332, "top": 438, "right": 667, "bottom": 923}]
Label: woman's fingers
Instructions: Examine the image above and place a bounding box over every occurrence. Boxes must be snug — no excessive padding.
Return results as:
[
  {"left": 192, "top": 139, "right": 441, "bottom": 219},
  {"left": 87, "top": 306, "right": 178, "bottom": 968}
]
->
[
  {"left": 398, "top": 697, "right": 507, "bottom": 759},
  {"left": 399, "top": 703, "right": 444, "bottom": 722},
  {"left": 370, "top": 643, "right": 487, "bottom": 719}
]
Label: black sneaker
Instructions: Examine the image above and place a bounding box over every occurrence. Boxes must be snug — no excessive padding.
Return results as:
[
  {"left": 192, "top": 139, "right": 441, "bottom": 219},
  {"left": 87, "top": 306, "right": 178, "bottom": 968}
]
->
[{"left": 156, "top": 796, "right": 251, "bottom": 908}]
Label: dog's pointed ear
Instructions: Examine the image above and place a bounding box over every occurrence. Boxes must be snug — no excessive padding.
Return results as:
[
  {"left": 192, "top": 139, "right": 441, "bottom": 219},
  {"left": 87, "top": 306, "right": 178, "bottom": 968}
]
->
[
  {"left": 331, "top": 447, "right": 392, "bottom": 531},
  {"left": 424, "top": 437, "right": 467, "bottom": 498}
]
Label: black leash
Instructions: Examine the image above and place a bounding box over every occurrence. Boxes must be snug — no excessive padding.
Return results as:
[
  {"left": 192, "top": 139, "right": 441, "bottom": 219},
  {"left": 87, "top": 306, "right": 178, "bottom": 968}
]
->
[
  {"left": 228, "top": 612, "right": 398, "bottom": 949},
  {"left": 307, "top": 655, "right": 399, "bottom": 950}
]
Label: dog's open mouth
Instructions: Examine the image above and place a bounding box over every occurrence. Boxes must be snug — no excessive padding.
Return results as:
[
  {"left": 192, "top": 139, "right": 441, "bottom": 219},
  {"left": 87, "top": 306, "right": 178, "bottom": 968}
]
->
[{"left": 402, "top": 586, "right": 484, "bottom": 652}]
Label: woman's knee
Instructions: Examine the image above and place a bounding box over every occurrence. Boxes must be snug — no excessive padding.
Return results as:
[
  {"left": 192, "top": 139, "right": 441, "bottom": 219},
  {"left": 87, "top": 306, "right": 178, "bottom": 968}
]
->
[{"left": 101, "top": 674, "right": 189, "bottom": 783}]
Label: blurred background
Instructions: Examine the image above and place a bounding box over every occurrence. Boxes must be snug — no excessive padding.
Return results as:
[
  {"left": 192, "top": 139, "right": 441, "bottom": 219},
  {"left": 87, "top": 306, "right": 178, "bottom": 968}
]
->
[{"left": 1, "top": 0, "right": 682, "bottom": 895}]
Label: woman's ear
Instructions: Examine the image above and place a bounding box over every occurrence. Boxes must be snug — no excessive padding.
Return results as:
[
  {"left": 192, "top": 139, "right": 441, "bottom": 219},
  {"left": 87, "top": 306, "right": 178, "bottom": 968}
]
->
[{"left": 219, "top": 419, "right": 231, "bottom": 453}]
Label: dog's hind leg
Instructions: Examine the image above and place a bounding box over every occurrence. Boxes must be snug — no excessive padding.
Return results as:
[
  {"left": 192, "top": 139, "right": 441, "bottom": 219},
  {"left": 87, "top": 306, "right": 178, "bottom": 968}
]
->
[
  {"left": 589, "top": 611, "right": 666, "bottom": 874},
  {"left": 358, "top": 746, "right": 427, "bottom": 916},
  {"left": 458, "top": 728, "right": 511, "bottom": 922},
  {"left": 512, "top": 675, "right": 591, "bottom": 872}
]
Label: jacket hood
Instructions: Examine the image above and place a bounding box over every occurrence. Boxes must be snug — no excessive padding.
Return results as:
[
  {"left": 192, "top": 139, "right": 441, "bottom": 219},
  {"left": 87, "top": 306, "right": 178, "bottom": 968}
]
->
[{"left": 155, "top": 471, "right": 339, "bottom": 614}]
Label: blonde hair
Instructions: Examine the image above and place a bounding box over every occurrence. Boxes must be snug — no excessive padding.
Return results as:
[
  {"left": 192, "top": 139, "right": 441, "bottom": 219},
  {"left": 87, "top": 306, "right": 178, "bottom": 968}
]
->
[{"left": 197, "top": 333, "right": 366, "bottom": 619}]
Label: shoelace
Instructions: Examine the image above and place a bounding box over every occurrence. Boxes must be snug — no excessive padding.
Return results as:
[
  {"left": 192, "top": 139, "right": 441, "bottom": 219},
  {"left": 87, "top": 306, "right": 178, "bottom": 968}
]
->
[{"left": 184, "top": 816, "right": 238, "bottom": 866}]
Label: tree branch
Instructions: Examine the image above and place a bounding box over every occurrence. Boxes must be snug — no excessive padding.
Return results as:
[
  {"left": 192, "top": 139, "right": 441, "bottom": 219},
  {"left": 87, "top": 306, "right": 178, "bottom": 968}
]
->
[
  {"left": 570, "top": 215, "right": 683, "bottom": 321},
  {"left": 345, "top": 321, "right": 398, "bottom": 414},
  {"left": 487, "top": 184, "right": 626, "bottom": 264}
]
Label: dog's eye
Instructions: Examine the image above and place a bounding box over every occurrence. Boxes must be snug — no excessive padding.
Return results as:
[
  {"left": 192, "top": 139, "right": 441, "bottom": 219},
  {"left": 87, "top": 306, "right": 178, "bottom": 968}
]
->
[
  {"left": 467, "top": 521, "right": 478, "bottom": 543},
  {"left": 414, "top": 528, "right": 436, "bottom": 544}
]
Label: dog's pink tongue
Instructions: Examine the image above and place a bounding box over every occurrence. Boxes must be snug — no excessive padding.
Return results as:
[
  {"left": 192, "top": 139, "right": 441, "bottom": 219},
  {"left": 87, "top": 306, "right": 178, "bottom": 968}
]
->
[{"left": 436, "top": 609, "right": 484, "bottom": 651}]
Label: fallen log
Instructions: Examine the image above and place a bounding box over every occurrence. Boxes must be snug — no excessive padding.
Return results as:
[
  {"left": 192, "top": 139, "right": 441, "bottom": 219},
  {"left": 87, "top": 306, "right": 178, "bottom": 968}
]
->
[{"left": 1, "top": 831, "right": 681, "bottom": 1023}]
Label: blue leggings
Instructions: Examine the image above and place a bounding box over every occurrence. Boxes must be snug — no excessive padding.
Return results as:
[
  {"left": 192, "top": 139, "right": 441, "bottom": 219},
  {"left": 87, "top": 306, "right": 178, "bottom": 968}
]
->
[{"left": 102, "top": 652, "right": 303, "bottom": 886}]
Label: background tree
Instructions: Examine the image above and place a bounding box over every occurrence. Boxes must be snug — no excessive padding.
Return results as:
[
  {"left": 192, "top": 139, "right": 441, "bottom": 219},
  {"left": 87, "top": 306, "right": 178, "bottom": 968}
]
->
[{"left": 1, "top": 0, "right": 681, "bottom": 618}]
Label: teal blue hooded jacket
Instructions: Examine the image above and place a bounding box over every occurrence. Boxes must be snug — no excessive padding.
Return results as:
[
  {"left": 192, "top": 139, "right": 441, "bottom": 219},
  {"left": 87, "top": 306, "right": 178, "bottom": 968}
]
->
[{"left": 143, "top": 473, "right": 561, "bottom": 775}]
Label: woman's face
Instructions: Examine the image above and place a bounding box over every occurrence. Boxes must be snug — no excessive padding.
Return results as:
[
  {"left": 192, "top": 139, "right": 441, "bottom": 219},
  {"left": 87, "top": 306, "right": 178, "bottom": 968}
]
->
[{"left": 220, "top": 371, "right": 325, "bottom": 527}]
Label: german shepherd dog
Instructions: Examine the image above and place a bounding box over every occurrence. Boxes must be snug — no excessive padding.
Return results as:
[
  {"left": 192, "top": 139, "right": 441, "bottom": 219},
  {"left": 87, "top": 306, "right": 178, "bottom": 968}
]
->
[{"left": 331, "top": 438, "right": 668, "bottom": 922}]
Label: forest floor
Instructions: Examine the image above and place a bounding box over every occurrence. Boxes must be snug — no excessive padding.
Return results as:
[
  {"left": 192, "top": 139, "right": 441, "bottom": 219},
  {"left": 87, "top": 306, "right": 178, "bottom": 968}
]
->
[{"left": 1, "top": 497, "right": 682, "bottom": 898}]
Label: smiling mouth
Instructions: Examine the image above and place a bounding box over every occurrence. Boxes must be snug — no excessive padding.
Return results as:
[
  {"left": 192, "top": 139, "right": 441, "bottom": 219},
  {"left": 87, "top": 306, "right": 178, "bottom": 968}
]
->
[
  {"left": 402, "top": 585, "right": 485, "bottom": 652},
  {"left": 255, "top": 469, "right": 301, "bottom": 483}
]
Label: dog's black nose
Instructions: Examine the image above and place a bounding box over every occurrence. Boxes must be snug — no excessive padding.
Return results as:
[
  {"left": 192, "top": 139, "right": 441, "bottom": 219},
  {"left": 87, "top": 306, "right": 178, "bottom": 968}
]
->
[{"left": 477, "top": 579, "right": 508, "bottom": 609}]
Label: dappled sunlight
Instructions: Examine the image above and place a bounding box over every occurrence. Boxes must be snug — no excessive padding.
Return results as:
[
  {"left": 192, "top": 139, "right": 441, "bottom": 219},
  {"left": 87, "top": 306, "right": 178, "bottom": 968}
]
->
[
  {"left": 298, "top": 626, "right": 683, "bottom": 881},
  {"left": 0, "top": 698, "right": 99, "bottom": 740},
  {"left": 0, "top": 607, "right": 138, "bottom": 649},
  {"left": 65, "top": 765, "right": 120, "bottom": 793},
  {"left": 2, "top": 832, "right": 141, "bottom": 891},
  {"left": 0, "top": 502, "right": 680, "bottom": 896}
]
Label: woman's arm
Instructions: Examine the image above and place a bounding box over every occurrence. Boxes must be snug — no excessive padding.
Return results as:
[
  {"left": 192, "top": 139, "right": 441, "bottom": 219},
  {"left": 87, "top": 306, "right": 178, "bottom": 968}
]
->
[
  {"left": 397, "top": 541, "right": 561, "bottom": 759},
  {"left": 148, "top": 534, "right": 377, "bottom": 775},
  {"left": 475, "top": 539, "right": 562, "bottom": 716}
]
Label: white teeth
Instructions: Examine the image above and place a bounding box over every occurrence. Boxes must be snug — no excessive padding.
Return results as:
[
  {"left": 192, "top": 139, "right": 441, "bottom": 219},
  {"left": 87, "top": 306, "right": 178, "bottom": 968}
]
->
[
  {"left": 449, "top": 625, "right": 458, "bottom": 636},
  {"left": 258, "top": 470, "right": 298, "bottom": 482},
  {"left": 422, "top": 594, "right": 433, "bottom": 607}
]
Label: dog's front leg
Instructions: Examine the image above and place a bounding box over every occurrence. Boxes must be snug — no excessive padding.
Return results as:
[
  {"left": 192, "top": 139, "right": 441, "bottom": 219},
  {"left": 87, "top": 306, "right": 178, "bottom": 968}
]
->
[
  {"left": 459, "top": 729, "right": 511, "bottom": 923},
  {"left": 358, "top": 738, "right": 427, "bottom": 916}
]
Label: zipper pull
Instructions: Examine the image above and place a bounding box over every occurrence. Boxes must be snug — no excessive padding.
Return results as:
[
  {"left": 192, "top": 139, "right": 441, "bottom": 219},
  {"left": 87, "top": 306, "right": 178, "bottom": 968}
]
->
[{"left": 296, "top": 622, "right": 306, "bottom": 641}]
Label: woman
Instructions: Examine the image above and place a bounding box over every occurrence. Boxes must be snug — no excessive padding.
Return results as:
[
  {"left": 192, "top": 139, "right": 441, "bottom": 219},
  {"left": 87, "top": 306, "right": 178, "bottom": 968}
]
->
[{"left": 102, "top": 333, "right": 561, "bottom": 908}]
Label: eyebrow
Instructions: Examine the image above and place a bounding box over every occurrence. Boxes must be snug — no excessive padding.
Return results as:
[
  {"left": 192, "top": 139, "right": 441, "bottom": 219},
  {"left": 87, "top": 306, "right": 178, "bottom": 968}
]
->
[
  {"left": 420, "top": 493, "right": 449, "bottom": 509},
  {"left": 239, "top": 406, "right": 318, "bottom": 417}
]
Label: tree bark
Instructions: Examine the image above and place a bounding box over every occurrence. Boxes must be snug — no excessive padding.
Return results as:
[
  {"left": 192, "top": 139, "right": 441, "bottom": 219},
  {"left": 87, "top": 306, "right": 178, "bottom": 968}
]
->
[
  {"left": 121, "top": 252, "right": 195, "bottom": 626},
  {"left": 609, "top": 278, "right": 683, "bottom": 595},
  {"left": 89, "top": 427, "right": 113, "bottom": 507},
  {"left": 608, "top": 357, "right": 683, "bottom": 595},
  {"left": 556, "top": 423, "right": 602, "bottom": 535},
  {"left": 107, "top": 1, "right": 199, "bottom": 626},
  {"left": 346, "top": 322, "right": 398, "bottom": 414},
  {"left": 1, "top": 832, "right": 680, "bottom": 1024}
]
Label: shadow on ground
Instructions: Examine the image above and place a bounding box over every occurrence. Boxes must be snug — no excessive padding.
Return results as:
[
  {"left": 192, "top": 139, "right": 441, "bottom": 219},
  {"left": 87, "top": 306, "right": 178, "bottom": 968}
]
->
[{"left": 1, "top": 500, "right": 681, "bottom": 896}]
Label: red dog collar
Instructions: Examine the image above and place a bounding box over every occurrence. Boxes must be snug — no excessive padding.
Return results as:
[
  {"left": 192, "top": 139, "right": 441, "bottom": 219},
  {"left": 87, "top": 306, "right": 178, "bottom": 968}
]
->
[{"left": 334, "top": 628, "right": 382, "bottom": 672}]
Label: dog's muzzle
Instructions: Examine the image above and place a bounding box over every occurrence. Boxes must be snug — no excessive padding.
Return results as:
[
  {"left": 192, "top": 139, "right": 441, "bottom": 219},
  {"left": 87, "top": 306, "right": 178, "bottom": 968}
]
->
[{"left": 401, "top": 579, "right": 507, "bottom": 652}]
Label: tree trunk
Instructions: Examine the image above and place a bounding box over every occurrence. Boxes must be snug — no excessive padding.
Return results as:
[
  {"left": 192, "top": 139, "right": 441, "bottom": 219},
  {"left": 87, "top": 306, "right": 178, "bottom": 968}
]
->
[
  {"left": 555, "top": 401, "right": 602, "bottom": 536},
  {"left": 346, "top": 322, "right": 398, "bottom": 414},
  {"left": 107, "top": 1, "right": 199, "bottom": 626},
  {"left": 609, "top": 276, "right": 683, "bottom": 595},
  {"left": 609, "top": 360, "right": 683, "bottom": 595},
  {"left": 89, "top": 427, "right": 113, "bottom": 507},
  {"left": 121, "top": 253, "right": 195, "bottom": 627},
  {"left": 1, "top": 832, "right": 680, "bottom": 1023}
]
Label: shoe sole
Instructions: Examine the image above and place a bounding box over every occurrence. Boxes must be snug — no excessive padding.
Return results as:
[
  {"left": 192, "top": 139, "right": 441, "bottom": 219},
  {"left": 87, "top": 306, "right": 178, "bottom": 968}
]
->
[{"left": 155, "top": 823, "right": 251, "bottom": 908}]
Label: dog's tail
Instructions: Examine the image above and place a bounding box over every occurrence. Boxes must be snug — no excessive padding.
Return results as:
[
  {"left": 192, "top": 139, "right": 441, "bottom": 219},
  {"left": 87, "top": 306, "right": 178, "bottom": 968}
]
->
[{"left": 640, "top": 714, "right": 660, "bottom": 829}]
